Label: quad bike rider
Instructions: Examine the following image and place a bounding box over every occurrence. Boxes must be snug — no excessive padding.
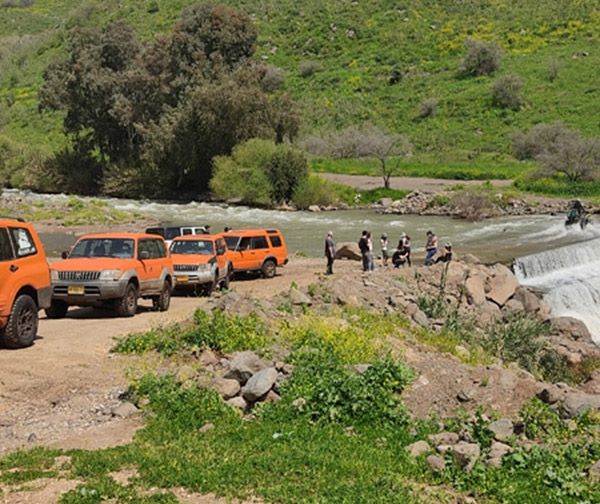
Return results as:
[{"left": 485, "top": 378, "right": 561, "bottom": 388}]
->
[{"left": 565, "top": 200, "right": 591, "bottom": 229}]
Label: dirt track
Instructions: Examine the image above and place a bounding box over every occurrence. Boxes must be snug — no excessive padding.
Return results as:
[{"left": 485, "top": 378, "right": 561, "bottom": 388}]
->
[{"left": 0, "top": 258, "right": 341, "bottom": 455}]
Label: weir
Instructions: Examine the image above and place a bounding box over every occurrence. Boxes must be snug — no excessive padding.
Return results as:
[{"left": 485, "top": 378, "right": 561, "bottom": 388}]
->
[{"left": 514, "top": 237, "right": 600, "bottom": 344}]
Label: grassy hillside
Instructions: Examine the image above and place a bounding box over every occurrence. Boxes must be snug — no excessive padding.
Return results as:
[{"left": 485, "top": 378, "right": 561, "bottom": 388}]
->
[{"left": 1, "top": 0, "right": 600, "bottom": 184}]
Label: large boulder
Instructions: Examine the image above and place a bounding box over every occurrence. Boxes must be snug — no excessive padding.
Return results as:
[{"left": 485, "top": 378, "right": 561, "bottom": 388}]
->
[
  {"left": 451, "top": 442, "right": 481, "bottom": 472},
  {"left": 513, "top": 287, "right": 541, "bottom": 313},
  {"left": 406, "top": 440, "right": 431, "bottom": 458},
  {"left": 486, "top": 264, "right": 519, "bottom": 307},
  {"left": 241, "top": 367, "right": 278, "bottom": 402},
  {"left": 335, "top": 242, "right": 362, "bottom": 261},
  {"left": 562, "top": 393, "right": 600, "bottom": 418},
  {"left": 224, "top": 351, "right": 267, "bottom": 385},
  {"left": 552, "top": 317, "right": 592, "bottom": 341},
  {"left": 488, "top": 418, "right": 514, "bottom": 442},
  {"left": 289, "top": 287, "right": 312, "bottom": 306},
  {"left": 465, "top": 274, "right": 486, "bottom": 305},
  {"left": 212, "top": 378, "right": 241, "bottom": 399}
]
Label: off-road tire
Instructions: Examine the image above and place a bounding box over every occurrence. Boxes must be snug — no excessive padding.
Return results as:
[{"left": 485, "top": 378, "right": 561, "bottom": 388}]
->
[
  {"left": 3, "top": 295, "right": 38, "bottom": 349},
  {"left": 45, "top": 300, "right": 69, "bottom": 319},
  {"left": 152, "top": 280, "right": 171, "bottom": 312},
  {"left": 115, "top": 283, "right": 138, "bottom": 317},
  {"left": 220, "top": 265, "right": 232, "bottom": 290},
  {"left": 261, "top": 259, "right": 276, "bottom": 279},
  {"left": 203, "top": 273, "right": 218, "bottom": 297}
]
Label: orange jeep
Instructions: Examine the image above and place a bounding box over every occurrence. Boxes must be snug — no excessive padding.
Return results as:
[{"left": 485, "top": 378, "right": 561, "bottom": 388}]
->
[
  {"left": 0, "top": 217, "right": 51, "bottom": 348},
  {"left": 222, "top": 228, "right": 288, "bottom": 278},
  {"left": 170, "top": 234, "right": 233, "bottom": 295},
  {"left": 47, "top": 233, "right": 174, "bottom": 318}
]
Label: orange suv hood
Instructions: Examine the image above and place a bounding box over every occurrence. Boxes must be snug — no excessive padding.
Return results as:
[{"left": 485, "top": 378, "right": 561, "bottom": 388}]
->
[
  {"left": 171, "top": 254, "right": 214, "bottom": 265},
  {"left": 50, "top": 258, "right": 133, "bottom": 271}
]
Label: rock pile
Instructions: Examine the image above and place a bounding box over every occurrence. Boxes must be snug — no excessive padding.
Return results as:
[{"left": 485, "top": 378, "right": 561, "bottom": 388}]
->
[{"left": 169, "top": 349, "right": 292, "bottom": 413}]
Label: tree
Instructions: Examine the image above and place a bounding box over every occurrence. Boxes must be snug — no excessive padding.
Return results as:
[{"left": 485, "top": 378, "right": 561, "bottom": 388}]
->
[
  {"left": 460, "top": 39, "right": 502, "bottom": 77},
  {"left": 38, "top": 4, "right": 301, "bottom": 198},
  {"left": 306, "top": 125, "right": 412, "bottom": 189},
  {"left": 537, "top": 134, "right": 600, "bottom": 182}
]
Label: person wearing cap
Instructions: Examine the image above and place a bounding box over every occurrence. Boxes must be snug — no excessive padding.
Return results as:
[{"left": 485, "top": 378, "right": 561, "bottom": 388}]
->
[
  {"left": 424, "top": 230, "right": 438, "bottom": 266},
  {"left": 325, "top": 231, "right": 336, "bottom": 275},
  {"left": 435, "top": 242, "right": 453, "bottom": 264},
  {"left": 380, "top": 233, "right": 389, "bottom": 266}
]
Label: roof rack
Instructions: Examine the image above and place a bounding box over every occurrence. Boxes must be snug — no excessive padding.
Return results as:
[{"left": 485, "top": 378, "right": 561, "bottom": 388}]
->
[{"left": 0, "top": 215, "right": 25, "bottom": 222}]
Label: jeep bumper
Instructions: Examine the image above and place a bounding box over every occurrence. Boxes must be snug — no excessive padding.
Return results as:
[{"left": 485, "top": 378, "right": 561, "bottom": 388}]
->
[
  {"left": 51, "top": 279, "right": 129, "bottom": 304},
  {"left": 174, "top": 270, "right": 214, "bottom": 287}
]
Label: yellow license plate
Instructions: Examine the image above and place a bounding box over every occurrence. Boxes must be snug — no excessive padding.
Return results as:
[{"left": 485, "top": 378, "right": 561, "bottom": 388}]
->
[
  {"left": 68, "top": 285, "right": 85, "bottom": 295},
  {"left": 176, "top": 275, "right": 189, "bottom": 283}
]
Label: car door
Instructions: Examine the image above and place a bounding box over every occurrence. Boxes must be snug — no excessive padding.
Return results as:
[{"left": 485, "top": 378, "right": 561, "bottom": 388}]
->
[
  {"left": 0, "top": 227, "right": 16, "bottom": 314},
  {"left": 250, "top": 235, "right": 269, "bottom": 269},
  {"left": 8, "top": 225, "right": 44, "bottom": 292},
  {"left": 215, "top": 238, "right": 227, "bottom": 278},
  {"left": 137, "top": 239, "right": 160, "bottom": 294}
]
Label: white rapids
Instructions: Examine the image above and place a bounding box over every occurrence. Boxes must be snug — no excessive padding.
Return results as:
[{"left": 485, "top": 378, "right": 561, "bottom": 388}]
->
[{"left": 514, "top": 237, "right": 600, "bottom": 344}]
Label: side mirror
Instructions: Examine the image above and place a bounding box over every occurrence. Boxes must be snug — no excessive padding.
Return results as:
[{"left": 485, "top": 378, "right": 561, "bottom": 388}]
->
[
  {"left": 61, "top": 251, "right": 68, "bottom": 260},
  {"left": 139, "top": 250, "right": 150, "bottom": 260}
]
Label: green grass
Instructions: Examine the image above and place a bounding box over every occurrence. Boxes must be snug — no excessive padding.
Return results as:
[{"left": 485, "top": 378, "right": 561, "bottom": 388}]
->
[{"left": 1, "top": 1, "right": 600, "bottom": 187}]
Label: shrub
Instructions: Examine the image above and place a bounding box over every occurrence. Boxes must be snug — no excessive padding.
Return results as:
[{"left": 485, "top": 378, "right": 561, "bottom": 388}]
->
[
  {"left": 537, "top": 134, "right": 600, "bottom": 182},
  {"left": 266, "top": 147, "right": 308, "bottom": 203},
  {"left": 460, "top": 39, "right": 502, "bottom": 76},
  {"left": 261, "top": 65, "right": 285, "bottom": 92},
  {"left": 491, "top": 74, "right": 523, "bottom": 110},
  {"left": 449, "top": 189, "right": 499, "bottom": 219},
  {"left": 292, "top": 174, "right": 355, "bottom": 209},
  {"left": 512, "top": 122, "right": 572, "bottom": 160},
  {"left": 281, "top": 347, "right": 413, "bottom": 425},
  {"left": 299, "top": 61, "right": 322, "bottom": 77},
  {"left": 418, "top": 97, "right": 439, "bottom": 118}
]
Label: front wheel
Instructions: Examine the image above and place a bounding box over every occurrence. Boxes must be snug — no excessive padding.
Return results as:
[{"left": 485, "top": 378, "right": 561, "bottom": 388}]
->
[
  {"left": 152, "top": 280, "right": 172, "bottom": 312},
  {"left": 261, "top": 259, "right": 276, "bottom": 279},
  {"left": 45, "top": 300, "right": 69, "bottom": 319},
  {"left": 3, "top": 295, "right": 38, "bottom": 349},
  {"left": 115, "top": 283, "right": 138, "bottom": 317},
  {"left": 220, "top": 265, "right": 232, "bottom": 290}
]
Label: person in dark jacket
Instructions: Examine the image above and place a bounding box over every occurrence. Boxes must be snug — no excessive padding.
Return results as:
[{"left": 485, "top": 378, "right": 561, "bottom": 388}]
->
[
  {"left": 435, "top": 242, "right": 453, "bottom": 264},
  {"left": 325, "top": 231, "right": 336, "bottom": 275},
  {"left": 358, "top": 230, "right": 369, "bottom": 272}
]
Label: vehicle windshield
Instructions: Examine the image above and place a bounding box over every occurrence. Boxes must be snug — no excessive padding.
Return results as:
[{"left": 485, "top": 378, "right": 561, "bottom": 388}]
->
[
  {"left": 165, "top": 227, "right": 185, "bottom": 240},
  {"left": 70, "top": 238, "right": 135, "bottom": 259},
  {"left": 224, "top": 236, "right": 240, "bottom": 250},
  {"left": 170, "top": 239, "right": 214, "bottom": 255}
]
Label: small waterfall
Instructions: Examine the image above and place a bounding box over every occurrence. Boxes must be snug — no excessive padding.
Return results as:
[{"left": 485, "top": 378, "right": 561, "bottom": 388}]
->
[{"left": 514, "top": 237, "right": 600, "bottom": 344}]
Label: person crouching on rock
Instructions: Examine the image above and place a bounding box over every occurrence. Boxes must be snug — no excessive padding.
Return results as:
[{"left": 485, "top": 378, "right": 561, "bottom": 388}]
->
[
  {"left": 325, "top": 231, "right": 336, "bottom": 275},
  {"left": 424, "top": 230, "right": 438, "bottom": 266},
  {"left": 435, "top": 242, "right": 453, "bottom": 264},
  {"left": 392, "top": 244, "right": 409, "bottom": 268}
]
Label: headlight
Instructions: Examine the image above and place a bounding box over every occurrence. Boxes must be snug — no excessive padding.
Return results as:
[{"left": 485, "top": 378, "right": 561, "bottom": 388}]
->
[
  {"left": 50, "top": 269, "right": 59, "bottom": 281},
  {"left": 197, "top": 264, "right": 210, "bottom": 271},
  {"left": 100, "top": 269, "right": 123, "bottom": 280}
]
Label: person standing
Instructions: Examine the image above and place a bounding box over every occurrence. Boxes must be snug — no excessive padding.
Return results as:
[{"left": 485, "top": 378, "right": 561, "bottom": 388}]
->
[
  {"left": 358, "top": 230, "right": 369, "bottom": 272},
  {"left": 325, "top": 231, "right": 336, "bottom": 275},
  {"left": 380, "top": 233, "right": 389, "bottom": 266},
  {"left": 367, "top": 231, "right": 374, "bottom": 271},
  {"left": 424, "top": 230, "right": 438, "bottom": 266}
]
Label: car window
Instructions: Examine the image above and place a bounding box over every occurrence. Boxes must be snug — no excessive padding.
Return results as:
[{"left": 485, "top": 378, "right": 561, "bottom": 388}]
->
[
  {"left": 170, "top": 239, "right": 214, "bottom": 255},
  {"left": 155, "top": 239, "right": 167, "bottom": 258},
  {"left": 181, "top": 228, "right": 193, "bottom": 235},
  {"left": 216, "top": 239, "right": 226, "bottom": 255},
  {"left": 251, "top": 236, "right": 269, "bottom": 250},
  {"left": 165, "top": 227, "right": 182, "bottom": 240},
  {"left": 0, "top": 228, "right": 14, "bottom": 261},
  {"left": 70, "top": 238, "right": 134, "bottom": 258},
  {"left": 9, "top": 227, "right": 37, "bottom": 258},
  {"left": 224, "top": 236, "right": 240, "bottom": 250},
  {"left": 269, "top": 235, "right": 282, "bottom": 247},
  {"left": 139, "top": 239, "right": 162, "bottom": 259},
  {"left": 238, "top": 237, "right": 252, "bottom": 251},
  {"left": 145, "top": 227, "right": 165, "bottom": 238}
]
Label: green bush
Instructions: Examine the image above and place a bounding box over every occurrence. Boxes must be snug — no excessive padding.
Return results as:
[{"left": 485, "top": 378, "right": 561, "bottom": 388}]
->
[
  {"left": 279, "top": 346, "right": 413, "bottom": 425},
  {"left": 491, "top": 74, "right": 523, "bottom": 110},
  {"left": 266, "top": 147, "right": 308, "bottom": 203},
  {"left": 292, "top": 174, "right": 355, "bottom": 209},
  {"left": 460, "top": 39, "right": 502, "bottom": 76}
]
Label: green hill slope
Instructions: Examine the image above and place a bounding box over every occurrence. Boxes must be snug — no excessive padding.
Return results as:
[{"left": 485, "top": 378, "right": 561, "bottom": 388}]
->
[{"left": 1, "top": 0, "right": 599, "bottom": 184}]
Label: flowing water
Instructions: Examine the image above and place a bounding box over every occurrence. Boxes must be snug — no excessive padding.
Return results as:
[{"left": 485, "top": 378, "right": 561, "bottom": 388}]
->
[
  {"left": 514, "top": 238, "right": 600, "bottom": 343},
  {"left": 11, "top": 190, "right": 600, "bottom": 337}
]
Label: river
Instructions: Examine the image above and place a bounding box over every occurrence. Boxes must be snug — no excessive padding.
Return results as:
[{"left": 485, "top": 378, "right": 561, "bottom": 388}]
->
[{"left": 31, "top": 192, "right": 599, "bottom": 264}]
